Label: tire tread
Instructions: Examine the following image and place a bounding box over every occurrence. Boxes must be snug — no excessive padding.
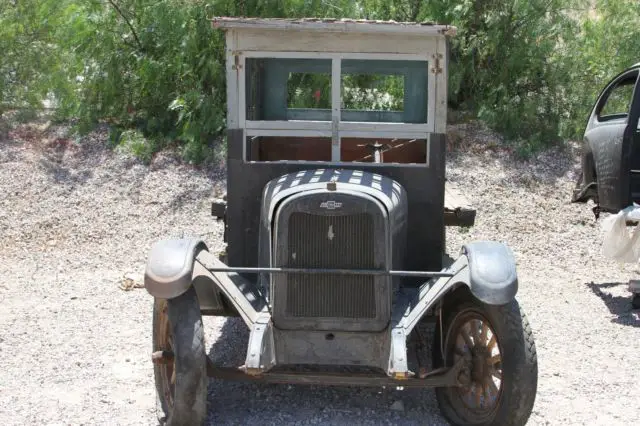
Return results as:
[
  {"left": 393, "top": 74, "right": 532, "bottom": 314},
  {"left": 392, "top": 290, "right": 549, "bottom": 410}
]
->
[
  {"left": 434, "top": 296, "right": 538, "bottom": 426},
  {"left": 154, "top": 287, "right": 208, "bottom": 426}
]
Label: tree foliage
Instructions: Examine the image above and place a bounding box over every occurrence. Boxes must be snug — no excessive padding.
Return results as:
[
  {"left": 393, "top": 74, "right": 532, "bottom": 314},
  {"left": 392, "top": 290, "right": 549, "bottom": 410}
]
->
[
  {"left": 560, "top": 0, "right": 640, "bottom": 139},
  {"left": 0, "top": 0, "right": 76, "bottom": 111},
  {"left": 2, "top": 0, "right": 640, "bottom": 161}
]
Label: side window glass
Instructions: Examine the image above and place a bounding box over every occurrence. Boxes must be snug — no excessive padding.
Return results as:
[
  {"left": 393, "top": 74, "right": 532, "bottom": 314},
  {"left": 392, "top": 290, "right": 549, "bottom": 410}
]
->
[
  {"left": 341, "top": 60, "right": 428, "bottom": 124},
  {"left": 599, "top": 77, "right": 637, "bottom": 120},
  {"left": 287, "top": 72, "right": 331, "bottom": 110},
  {"left": 246, "top": 58, "right": 332, "bottom": 121}
]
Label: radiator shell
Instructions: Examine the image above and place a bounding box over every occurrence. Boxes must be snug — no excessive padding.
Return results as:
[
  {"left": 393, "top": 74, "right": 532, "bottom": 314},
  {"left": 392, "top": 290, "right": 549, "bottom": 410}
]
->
[
  {"left": 273, "top": 191, "right": 387, "bottom": 331},
  {"left": 258, "top": 169, "right": 408, "bottom": 332}
]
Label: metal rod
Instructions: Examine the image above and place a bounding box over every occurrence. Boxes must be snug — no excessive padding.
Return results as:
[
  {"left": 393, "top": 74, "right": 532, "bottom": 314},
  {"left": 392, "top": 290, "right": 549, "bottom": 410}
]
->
[{"left": 204, "top": 265, "right": 453, "bottom": 278}]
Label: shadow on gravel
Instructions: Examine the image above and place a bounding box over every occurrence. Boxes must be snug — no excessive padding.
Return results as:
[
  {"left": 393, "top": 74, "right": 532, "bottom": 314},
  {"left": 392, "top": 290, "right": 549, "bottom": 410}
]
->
[
  {"left": 162, "top": 187, "right": 215, "bottom": 214},
  {"left": 36, "top": 134, "right": 107, "bottom": 188},
  {"left": 39, "top": 147, "right": 93, "bottom": 186},
  {"left": 587, "top": 282, "right": 640, "bottom": 327},
  {"left": 205, "top": 318, "right": 446, "bottom": 425}
]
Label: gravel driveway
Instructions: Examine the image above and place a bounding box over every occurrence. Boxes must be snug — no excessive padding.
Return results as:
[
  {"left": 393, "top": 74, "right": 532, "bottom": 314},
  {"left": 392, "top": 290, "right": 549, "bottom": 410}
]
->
[{"left": 0, "top": 120, "right": 638, "bottom": 425}]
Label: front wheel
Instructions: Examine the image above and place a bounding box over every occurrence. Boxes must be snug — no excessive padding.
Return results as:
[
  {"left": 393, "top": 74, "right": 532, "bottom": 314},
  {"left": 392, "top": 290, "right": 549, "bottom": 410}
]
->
[
  {"left": 433, "top": 297, "right": 538, "bottom": 426},
  {"left": 152, "top": 286, "right": 208, "bottom": 426}
]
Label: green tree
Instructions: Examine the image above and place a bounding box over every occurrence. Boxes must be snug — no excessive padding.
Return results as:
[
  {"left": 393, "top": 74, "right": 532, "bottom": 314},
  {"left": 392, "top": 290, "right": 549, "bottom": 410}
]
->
[
  {"left": 561, "top": 0, "right": 640, "bottom": 139},
  {"left": 0, "top": 0, "right": 78, "bottom": 113},
  {"left": 3, "top": 0, "right": 638, "bottom": 162}
]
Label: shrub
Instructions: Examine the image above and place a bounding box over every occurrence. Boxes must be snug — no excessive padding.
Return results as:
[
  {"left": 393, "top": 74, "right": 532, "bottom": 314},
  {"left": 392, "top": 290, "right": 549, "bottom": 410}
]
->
[{"left": 3, "top": 0, "right": 639, "bottom": 161}]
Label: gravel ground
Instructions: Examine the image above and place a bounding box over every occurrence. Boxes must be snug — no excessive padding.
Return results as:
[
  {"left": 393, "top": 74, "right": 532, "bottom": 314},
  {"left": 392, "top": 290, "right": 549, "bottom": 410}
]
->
[{"left": 0, "top": 118, "right": 639, "bottom": 426}]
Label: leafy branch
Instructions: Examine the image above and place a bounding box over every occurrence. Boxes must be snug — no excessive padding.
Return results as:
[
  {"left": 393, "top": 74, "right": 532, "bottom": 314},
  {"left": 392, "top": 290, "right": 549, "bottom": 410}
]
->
[{"left": 106, "top": 0, "right": 144, "bottom": 51}]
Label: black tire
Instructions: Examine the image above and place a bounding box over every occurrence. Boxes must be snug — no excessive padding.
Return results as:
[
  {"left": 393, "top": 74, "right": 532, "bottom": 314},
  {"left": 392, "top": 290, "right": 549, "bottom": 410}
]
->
[
  {"left": 632, "top": 293, "right": 640, "bottom": 310},
  {"left": 153, "top": 286, "right": 208, "bottom": 426},
  {"left": 433, "top": 295, "right": 538, "bottom": 426}
]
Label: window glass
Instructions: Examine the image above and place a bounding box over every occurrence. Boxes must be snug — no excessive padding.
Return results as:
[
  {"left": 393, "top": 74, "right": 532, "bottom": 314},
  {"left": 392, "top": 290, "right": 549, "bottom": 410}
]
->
[
  {"left": 287, "top": 72, "right": 331, "bottom": 109},
  {"left": 245, "top": 58, "right": 428, "bottom": 123},
  {"left": 340, "top": 60, "right": 427, "bottom": 123},
  {"left": 246, "top": 58, "right": 331, "bottom": 121},
  {"left": 600, "top": 77, "right": 636, "bottom": 118},
  {"left": 341, "top": 74, "right": 404, "bottom": 112}
]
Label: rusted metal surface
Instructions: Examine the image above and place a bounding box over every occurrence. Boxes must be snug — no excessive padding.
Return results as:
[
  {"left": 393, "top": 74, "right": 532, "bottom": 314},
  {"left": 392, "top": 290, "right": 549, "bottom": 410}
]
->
[{"left": 205, "top": 357, "right": 467, "bottom": 388}]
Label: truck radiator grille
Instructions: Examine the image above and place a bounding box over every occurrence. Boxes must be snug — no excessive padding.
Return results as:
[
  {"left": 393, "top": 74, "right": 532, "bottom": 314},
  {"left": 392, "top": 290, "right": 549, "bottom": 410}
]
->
[{"left": 285, "top": 212, "right": 376, "bottom": 318}]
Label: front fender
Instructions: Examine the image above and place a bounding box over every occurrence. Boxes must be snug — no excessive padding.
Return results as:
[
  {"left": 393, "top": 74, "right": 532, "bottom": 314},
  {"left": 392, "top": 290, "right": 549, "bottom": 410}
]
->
[
  {"left": 144, "top": 238, "right": 207, "bottom": 299},
  {"left": 401, "top": 240, "right": 518, "bottom": 336},
  {"left": 386, "top": 241, "right": 518, "bottom": 377},
  {"left": 462, "top": 241, "right": 518, "bottom": 305}
]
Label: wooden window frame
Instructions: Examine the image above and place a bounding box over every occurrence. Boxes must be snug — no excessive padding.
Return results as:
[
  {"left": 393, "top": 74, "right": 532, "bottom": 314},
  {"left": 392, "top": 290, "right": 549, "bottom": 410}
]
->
[{"left": 226, "top": 33, "right": 448, "bottom": 167}]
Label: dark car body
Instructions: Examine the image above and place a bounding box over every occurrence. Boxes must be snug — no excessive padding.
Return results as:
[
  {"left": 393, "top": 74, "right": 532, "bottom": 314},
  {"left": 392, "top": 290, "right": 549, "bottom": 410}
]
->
[{"left": 573, "top": 62, "right": 640, "bottom": 213}]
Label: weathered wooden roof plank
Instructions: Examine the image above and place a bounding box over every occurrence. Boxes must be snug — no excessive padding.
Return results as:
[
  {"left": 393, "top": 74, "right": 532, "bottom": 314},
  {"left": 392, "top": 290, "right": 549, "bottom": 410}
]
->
[{"left": 211, "top": 17, "right": 457, "bottom": 36}]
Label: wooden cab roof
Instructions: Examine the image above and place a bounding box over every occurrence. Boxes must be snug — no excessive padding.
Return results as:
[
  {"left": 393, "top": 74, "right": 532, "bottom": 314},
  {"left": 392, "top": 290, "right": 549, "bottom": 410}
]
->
[
  {"left": 211, "top": 17, "right": 457, "bottom": 37},
  {"left": 211, "top": 16, "right": 453, "bottom": 59}
]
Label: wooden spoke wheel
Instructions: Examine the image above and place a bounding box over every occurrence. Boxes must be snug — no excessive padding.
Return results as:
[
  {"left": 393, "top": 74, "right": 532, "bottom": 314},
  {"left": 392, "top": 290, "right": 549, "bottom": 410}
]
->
[
  {"left": 434, "top": 296, "right": 538, "bottom": 426},
  {"left": 451, "top": 314, "right": 503, "bottom": 416}
]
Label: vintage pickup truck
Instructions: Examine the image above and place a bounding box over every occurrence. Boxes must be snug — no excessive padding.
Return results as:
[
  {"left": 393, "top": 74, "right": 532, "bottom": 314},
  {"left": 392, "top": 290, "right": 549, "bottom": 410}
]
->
[{"left": 143, "top": 17, "right": 538, "bottom": 426}]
